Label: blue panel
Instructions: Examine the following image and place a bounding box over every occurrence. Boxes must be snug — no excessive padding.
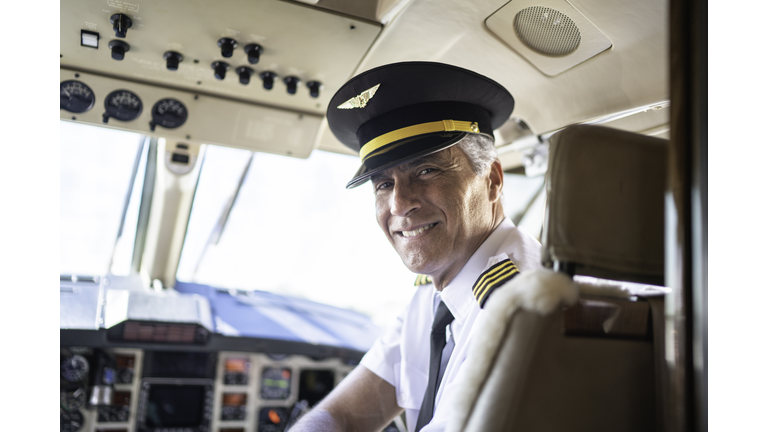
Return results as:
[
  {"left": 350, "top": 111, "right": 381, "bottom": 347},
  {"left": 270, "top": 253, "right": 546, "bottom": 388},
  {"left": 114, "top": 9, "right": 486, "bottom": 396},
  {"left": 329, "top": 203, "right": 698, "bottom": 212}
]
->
[{"left": 175, "top": 281, "right": 381, "bottom": 352}]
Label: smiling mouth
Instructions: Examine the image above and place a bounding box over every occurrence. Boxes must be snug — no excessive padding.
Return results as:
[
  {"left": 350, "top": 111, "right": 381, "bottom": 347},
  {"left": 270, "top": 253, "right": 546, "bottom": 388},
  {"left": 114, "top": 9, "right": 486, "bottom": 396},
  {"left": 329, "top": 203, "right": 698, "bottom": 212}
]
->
[{"left": 400, "top": 223, "right": 437, "bottom": 238}]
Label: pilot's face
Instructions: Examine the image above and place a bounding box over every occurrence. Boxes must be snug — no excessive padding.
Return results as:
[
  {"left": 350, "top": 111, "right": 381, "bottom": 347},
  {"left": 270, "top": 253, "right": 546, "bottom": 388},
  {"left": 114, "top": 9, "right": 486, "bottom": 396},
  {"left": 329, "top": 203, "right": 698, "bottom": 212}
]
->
[{"left": 372, "top": 145, "right": 499, "bottom": 288}]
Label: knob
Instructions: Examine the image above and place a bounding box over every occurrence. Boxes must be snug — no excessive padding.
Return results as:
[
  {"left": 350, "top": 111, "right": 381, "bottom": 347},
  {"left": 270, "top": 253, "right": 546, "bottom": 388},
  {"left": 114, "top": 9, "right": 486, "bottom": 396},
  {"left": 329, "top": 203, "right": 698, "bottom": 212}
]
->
[
  {"left": 283, "top": 76, "right": 300, "bottom": 95},
  {"left": 109, "top": 13, "right": 133, "bottom": 38},
  {"left": 108, "top": 40, "right": 130, "bottom": 60},
  {"left": 163, "top": 51, "right": 183, "bottom": 71},
  {"left": 307, "top": 81, "right": 322, "bottom": 98},
  {"left": 259, "top": 71, "right": 277, "bottom": 90},
  {"left": 217, "top": 38, "right": 237, "bottom": 58},
  {"left": 244, "top": 44, "right": 263, "bottom": 64},
  {"left": 235, "top": 66, "right": 254, "bottom": 85},
  {"left": 211, "top": 61, "right": 230, "bottom": 80}
]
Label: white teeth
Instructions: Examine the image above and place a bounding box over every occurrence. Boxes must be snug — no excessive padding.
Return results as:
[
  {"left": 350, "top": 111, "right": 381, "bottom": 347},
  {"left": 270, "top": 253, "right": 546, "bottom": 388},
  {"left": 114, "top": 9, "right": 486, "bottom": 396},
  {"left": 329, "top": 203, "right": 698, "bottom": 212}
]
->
[{"left": 402, "top": 223, "right": 436, "bottom": 238}]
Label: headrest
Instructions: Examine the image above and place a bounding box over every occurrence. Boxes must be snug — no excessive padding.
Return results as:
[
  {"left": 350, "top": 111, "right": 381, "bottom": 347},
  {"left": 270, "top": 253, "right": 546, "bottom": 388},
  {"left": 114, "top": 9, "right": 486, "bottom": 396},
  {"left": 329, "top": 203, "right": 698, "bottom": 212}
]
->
[{"left": 541, "top": 125, "right": 668, "bottom": 286}]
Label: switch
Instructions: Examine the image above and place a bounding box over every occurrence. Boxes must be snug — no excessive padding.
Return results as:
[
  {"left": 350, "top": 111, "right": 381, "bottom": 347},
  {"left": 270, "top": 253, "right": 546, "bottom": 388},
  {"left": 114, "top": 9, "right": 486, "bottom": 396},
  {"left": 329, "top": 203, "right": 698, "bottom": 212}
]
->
[
  {"left": 236, "top": 66, "right": 254, "bottom": 85},
  {"left": 259, "top": 71, "right": 277, "bottom": 90},
  {"left": 109, "top": 14, "right": 133, "bottom": 38},
  {"left": 217, "top": 38, "right": 237, "bottom": 58},
  {"left": 244, "top": 44, "right": 263, "bottom": 64},
  {"left": 307, "top": 81, "right": 322, "bottom": 98},
  {"left": 211, "top": 61, "right": 230, "bottom": 80},
  {"left": 283, "top": 76, "right": 300, "bottom": 95},
  {"left": 163, "top": 51, "right": 183, "bottom": 71},
  {"left": 108, "top": 40, "right": 130, "bottom": 60},
  {"left": 81, "top": 30, "right": 99, "bottom": 48}
]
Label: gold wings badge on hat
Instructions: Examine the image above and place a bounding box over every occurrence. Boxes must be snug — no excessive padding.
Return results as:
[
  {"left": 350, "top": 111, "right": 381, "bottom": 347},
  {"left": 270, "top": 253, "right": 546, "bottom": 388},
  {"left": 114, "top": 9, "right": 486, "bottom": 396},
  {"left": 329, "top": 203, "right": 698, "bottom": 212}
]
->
[{"left": 337, "top": 84, "right": 380, "bottom": 109}]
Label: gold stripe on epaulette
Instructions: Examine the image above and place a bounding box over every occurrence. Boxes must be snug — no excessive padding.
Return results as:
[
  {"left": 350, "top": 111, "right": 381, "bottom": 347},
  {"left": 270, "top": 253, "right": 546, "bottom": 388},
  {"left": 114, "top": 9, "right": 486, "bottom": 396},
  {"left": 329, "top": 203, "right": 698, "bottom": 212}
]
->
[
  {"left": 414, "top": 274, "right": 433, "bottom": 286},
  {"left": 472, "top": 259, "right": 519, "bottom": 307}
]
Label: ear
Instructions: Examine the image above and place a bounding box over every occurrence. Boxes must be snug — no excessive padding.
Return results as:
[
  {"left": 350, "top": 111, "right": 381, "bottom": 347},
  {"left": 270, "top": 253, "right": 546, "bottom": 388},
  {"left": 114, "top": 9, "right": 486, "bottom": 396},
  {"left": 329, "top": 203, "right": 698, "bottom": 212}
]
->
[{"left": 487, "top": 159, "right": 503, "bottom": 203}]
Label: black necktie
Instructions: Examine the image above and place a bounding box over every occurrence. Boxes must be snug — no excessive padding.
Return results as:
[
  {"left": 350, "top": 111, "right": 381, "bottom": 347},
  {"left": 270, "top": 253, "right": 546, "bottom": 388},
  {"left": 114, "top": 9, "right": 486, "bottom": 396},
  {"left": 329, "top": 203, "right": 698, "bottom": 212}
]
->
[{"left": 415, "top": 300, "right": 455, "bottom": 431}]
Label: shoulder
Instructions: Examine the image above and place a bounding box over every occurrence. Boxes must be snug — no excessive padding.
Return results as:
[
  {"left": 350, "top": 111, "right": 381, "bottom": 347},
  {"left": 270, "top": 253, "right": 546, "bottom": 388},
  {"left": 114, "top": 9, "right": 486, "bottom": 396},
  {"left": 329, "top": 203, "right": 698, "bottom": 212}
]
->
[{"left": 498, "top": 224, "right": 542, "bottom": 272}]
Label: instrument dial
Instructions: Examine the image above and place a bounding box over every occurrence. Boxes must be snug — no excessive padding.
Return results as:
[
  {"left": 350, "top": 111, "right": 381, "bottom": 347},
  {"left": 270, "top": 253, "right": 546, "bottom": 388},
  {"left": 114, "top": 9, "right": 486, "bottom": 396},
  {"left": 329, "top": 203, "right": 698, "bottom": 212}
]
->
[
  {"left": 60, "top": 80, "right": 95, "bottom": 113},
  {"left": 151, "top": 98, "right": 188, "bottom": 129},
  {"left": 60, "top": 410, "right": 84, "bottom": 432},
  {"left": 104, "top": 89, "right": 143, "bottom": 122},
  {"left": 61, "top": 355, "right": 90, "bottom": 382},
  {"left": 261, "top": 367, "right": 292, "bottom": 400},
  {"left": 60, "top": 385, "right": 87, "bottom": 411}
]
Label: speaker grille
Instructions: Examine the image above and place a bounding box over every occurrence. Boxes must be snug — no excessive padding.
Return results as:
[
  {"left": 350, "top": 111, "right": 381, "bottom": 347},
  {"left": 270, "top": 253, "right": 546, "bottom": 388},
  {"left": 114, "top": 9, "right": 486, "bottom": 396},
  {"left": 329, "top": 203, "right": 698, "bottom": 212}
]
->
[{"left": 514, "top": 6, "right": 581, "bottom": 56}]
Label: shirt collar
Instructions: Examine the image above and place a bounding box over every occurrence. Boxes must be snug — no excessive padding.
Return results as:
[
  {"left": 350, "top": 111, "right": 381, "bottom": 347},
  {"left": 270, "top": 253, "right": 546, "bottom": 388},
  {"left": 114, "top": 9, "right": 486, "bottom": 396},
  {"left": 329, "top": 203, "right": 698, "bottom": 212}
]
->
[{"left": 438, "top": 218, "right": 516, "bottom": 323}]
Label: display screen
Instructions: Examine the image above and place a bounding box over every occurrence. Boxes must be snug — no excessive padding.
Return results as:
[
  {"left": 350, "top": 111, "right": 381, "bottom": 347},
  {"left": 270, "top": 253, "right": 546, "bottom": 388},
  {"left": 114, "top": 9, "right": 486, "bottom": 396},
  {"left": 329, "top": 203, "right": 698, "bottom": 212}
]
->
[
  {"left": 299, "top": 370, "right": 335, "bottom": 406},
  {"left": 145, "top": 385, "right": 205, "bottom": 427},
  {"left": 261, "top": 367, "right": 292, "bottom": 400},
  {"left": 143, "top": 351, "right": 216, "bottom": 378},
  {"left": 224, "top": 357, "right": 250, "bottom": 385},
  {"left": 225, "top": 357, "right": 250, "bottom": 372},
  {"left": 220, "top": 393, "right": 248, "bottom": 421}
]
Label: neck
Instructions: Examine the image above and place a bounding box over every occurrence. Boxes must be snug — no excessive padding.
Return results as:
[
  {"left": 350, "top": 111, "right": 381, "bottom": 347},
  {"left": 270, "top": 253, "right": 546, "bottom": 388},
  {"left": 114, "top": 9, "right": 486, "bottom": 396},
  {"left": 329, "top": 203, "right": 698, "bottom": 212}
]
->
[{"left": 431, "top": 211, "right": 505, "bottom": 290}]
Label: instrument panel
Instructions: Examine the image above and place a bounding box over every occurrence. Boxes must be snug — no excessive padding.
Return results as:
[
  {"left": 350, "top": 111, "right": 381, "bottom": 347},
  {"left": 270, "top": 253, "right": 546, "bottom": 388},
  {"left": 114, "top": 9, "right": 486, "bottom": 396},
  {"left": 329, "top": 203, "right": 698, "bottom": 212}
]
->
[{"left": 60, "top": 347, "right": 356, "bottom": 432}]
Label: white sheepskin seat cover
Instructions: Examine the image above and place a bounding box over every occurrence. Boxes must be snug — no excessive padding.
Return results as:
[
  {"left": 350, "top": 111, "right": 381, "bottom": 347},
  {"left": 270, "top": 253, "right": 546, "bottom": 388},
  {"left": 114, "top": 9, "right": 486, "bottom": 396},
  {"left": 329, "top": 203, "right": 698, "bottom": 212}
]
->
[{"left": 446, "top": 268, "right": 578, "bottom": 432}]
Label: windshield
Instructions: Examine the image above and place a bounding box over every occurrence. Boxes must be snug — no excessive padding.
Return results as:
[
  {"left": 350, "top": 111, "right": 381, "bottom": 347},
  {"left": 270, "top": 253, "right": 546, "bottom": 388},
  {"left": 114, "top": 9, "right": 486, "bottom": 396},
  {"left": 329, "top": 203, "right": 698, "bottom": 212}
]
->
[
  {"left": 176, "top": 146, "right": 419, "bottom": 327},
  {"left": 60, "top": 121, "right": 144, "bottom": 277}
]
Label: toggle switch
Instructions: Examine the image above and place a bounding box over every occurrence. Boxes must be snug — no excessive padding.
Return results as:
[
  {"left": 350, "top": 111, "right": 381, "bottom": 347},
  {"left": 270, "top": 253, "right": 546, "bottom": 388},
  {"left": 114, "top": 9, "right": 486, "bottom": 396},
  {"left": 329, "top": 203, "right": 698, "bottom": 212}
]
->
[
  {"left": 109, "top": 13, "right": 133, "bottom": 38},
  {"left": 163, "top": 51, "right": 183, "bottom": 71},
  {"left": 283, "top": 76, "right": 300, "bottom": 95},
  {"left": 217, "top": 38, "right": 237, "bottom": 58},
  {"left": 236, "top": 66, "right": 254, "bottom": 85},
  {"left": 244, "top": 44, "right": 263, "bottom": 64},
  {"left": 80, "top": 30, "right": 100, "bottom": 48},
  {"left": 259, "top": 71, "right": 277, "bottom": 90},
  {"left": 211, "top": 61, "right": 230, "bottom": 80},
  {"left": 307, "top": 81, "right": 322, "bottom": 98},
  {"left": 108, "top": 40, "right": 130, "bottom": 60}
]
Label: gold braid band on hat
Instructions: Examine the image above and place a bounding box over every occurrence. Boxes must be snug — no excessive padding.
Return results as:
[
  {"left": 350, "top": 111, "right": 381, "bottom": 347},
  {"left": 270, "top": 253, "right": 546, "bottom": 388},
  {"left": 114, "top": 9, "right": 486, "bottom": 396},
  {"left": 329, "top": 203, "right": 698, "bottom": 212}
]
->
[{"left": 359, "top": 119, "right": 480, "bottom": 162}]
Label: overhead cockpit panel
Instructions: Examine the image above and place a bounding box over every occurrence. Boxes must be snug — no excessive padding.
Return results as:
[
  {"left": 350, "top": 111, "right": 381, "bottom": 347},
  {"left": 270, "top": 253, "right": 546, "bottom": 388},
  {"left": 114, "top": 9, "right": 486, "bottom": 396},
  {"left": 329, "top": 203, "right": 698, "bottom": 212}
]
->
[{"left": 60, "top": 0, "right": 381, "bottom": 156}]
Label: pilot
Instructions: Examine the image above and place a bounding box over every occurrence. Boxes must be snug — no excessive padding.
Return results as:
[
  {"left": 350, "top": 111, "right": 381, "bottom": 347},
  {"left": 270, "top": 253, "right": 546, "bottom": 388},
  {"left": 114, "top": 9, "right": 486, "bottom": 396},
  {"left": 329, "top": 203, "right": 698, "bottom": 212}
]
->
[{"left": 292, "top": 62, "right": 542, "bottom": 432}]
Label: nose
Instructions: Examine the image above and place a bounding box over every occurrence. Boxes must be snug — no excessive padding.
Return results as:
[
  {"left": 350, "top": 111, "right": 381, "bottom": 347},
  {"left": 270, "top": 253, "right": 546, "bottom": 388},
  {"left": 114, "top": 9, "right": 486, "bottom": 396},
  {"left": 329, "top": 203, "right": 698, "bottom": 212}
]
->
[{"left": 390, "top": 181, "right": 421, "bottom": 217}]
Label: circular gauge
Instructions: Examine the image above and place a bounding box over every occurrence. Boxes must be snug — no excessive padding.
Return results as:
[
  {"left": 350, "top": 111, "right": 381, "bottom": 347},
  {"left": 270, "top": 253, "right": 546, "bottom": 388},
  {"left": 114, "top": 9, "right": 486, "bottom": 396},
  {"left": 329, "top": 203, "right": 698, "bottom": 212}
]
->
[
  {"left": 60, "top": 410, "right": 84, "bottom": 432},
  {"left": 60, "top": 80, "right": 95, "bottom": 113},
  {"left": 103, "top": 89, "right": 143, "bottom": 122},
  {"left": 151, "top": 98, "right": 188, "bottom": 129},
  {"left": 60, "top": 385, "right": 87, "bottom": 411},
  {"left": 61, "top": 355, "right": 90, "bottom": 382}
]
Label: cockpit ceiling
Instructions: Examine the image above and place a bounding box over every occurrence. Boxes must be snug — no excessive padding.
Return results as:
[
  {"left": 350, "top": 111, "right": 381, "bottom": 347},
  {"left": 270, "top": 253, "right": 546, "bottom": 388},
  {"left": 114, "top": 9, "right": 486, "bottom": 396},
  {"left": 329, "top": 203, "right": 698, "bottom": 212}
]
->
[
  {"left": 60, "top": 0, "right": 668, "bottom": 157},
  {"left": 351, "top": 0, "right": 669, "bottom": 134}
]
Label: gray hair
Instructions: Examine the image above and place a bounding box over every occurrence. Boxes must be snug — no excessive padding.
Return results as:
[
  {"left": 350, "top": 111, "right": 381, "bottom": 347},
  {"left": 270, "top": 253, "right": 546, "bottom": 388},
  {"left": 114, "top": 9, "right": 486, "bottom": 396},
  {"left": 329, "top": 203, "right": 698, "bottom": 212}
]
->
[{"left": 457, "top": 133, "right": 498, "bottom": 176}]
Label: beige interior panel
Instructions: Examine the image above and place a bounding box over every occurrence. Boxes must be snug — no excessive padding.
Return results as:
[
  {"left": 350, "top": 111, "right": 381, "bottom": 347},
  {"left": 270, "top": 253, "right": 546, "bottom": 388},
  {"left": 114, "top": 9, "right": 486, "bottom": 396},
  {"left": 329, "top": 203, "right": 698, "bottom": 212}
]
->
[
  {"left": 485, "top": 0, "right": 613, "bottom": 76},
  {"left": 61, "top": 69, "right": 322, "bottom": 158},
  {"left": 60, "top": 0, "right": 381, "bottom": 117},
  {"left": 348, "top": 0, "right": 668, "bottom": 135},
  {"left": 312, "top": 0, "right": 412, "bottom": 23}
]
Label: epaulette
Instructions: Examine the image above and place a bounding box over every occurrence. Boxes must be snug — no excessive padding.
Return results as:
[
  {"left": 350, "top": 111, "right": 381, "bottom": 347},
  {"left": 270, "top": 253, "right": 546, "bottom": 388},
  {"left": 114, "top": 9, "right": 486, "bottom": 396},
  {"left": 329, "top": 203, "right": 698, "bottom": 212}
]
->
[
  {"left": 414, "top": 274, "right": 433, "bottom": 286},
  {"left": 472, "top": 259, "right": 519, "bottom": 307}
]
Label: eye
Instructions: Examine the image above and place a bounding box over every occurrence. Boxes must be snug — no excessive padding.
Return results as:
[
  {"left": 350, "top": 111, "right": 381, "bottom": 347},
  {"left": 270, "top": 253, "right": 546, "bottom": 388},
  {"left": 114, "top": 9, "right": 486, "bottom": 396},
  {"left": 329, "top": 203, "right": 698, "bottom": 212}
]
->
[
  {"left": 375, "top": 181, "right": 393, "bottom": 191},
  {"left": 419, "top": 167, "right": 437, "bottom": 175}
]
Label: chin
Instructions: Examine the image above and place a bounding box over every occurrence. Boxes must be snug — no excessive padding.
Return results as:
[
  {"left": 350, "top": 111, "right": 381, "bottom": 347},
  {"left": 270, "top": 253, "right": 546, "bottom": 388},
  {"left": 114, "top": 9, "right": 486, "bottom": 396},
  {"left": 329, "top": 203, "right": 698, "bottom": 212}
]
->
[{"left": 399, "top": 251, "right": 441, "bottom": 277}]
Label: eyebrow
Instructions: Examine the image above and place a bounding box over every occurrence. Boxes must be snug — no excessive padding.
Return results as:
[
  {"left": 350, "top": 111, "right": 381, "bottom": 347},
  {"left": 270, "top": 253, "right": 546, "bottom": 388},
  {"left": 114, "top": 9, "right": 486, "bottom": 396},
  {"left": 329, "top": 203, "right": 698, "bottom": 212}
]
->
[{"left": 370, "top": 152, "right": 447, "bottom": 184}]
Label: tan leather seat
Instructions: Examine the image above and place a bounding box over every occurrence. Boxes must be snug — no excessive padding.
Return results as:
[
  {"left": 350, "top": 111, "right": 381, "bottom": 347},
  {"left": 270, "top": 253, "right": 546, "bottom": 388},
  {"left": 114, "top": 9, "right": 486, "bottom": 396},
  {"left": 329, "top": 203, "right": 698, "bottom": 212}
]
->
[{"left": 448, "top": 125, "right": 669, "bottom": 432}]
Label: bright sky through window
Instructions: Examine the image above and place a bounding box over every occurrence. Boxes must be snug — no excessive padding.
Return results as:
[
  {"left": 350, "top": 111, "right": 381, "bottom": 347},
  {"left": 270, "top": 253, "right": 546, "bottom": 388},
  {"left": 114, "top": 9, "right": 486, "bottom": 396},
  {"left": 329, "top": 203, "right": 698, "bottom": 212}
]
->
[
  {"left": 60, "top": 121, "right": 142, "bottom": 276},
  {"left": 177, "top": 146, "right": 419, "bottom": 327}
]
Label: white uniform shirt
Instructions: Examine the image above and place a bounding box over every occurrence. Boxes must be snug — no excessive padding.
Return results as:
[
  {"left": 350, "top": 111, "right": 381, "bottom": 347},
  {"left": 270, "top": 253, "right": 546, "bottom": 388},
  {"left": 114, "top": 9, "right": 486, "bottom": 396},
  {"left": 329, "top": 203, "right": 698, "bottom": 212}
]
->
[{"left": 360, "top": 218, "right": 542, "bottom": 431}]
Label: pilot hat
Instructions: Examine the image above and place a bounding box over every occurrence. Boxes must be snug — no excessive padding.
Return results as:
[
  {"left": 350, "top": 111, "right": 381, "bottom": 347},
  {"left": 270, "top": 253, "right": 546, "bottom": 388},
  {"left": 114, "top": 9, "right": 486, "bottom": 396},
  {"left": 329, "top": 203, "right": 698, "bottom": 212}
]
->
[{"left": 327, "top": 61, "right": 514, "bottom": 188}]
